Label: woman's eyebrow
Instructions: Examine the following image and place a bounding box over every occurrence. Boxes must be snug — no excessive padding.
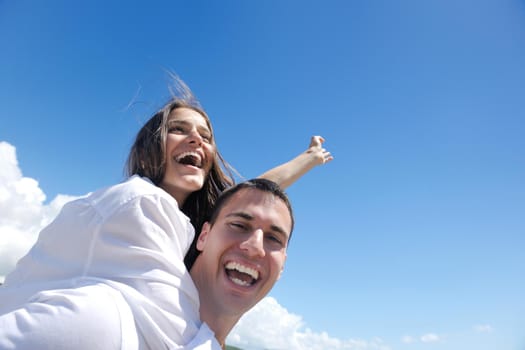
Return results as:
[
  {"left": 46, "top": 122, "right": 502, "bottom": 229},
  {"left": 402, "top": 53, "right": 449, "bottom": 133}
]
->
[
  {"left": 167, "top": 119, "right": 186, "bottom": 127},
  {"left": 168, "top": 119, "right": 211, "bottom": 134}
]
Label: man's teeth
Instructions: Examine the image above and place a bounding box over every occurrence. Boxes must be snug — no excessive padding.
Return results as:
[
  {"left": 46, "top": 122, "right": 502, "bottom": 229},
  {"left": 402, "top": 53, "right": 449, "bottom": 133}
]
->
[
  {"left": 230, "top": 277, "right": 251, "bottom": 287},
  {"left": 226, "top": 261, "right": 259, "bottom": 281}
]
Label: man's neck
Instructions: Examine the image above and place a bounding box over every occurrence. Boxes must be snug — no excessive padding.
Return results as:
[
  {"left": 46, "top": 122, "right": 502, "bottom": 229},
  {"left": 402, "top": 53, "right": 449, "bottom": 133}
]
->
[{"left": 200, "top": 308, "right": 239, "bottom": 347}]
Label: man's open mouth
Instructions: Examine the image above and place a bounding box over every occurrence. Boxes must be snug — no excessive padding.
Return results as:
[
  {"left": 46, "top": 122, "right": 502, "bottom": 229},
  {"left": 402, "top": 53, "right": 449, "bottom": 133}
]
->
[{"left": 225, "top": 261, "right": 260, "bottom": 287}]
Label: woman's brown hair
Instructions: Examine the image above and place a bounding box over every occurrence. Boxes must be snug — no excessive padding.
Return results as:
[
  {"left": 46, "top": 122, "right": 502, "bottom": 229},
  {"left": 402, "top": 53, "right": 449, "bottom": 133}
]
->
[{"left": 125, "top": 76, "right": 234, "bottom": 267}]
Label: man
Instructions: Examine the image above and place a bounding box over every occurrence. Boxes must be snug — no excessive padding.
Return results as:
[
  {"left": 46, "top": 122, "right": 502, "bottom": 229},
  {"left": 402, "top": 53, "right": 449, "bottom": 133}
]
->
[{"left": 190, "top": 178, "right": 294, "bottom": 348}]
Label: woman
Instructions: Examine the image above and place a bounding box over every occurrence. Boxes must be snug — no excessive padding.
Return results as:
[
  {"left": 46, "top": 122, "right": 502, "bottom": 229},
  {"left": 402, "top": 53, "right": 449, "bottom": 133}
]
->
[{"left": 0, "top": 77, "right": 332, "bottom": 349}]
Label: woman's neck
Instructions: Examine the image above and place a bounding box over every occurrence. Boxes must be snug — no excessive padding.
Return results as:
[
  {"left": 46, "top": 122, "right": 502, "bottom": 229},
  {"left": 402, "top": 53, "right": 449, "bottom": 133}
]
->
[{"left": 158, "top": 183, "right": 188, "bottom": 207}]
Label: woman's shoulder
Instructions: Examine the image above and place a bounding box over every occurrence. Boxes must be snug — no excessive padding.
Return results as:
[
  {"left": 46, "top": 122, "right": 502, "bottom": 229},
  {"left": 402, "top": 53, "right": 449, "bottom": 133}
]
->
[{"left": 85, "top": 175, "right": 177, "bottom": 218}]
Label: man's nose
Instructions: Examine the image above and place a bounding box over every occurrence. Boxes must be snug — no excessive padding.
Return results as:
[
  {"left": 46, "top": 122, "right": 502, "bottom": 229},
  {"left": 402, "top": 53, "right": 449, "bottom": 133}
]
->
[{"left": 239, "top": 229, "right": 265, "bottom": 257}]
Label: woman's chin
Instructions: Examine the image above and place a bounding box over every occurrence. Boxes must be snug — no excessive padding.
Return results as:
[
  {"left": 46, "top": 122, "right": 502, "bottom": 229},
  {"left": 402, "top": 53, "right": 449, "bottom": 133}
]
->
[
  {"left": 180, "top": 175, "right": 205, "bottom": 192},
  {"left": 159, "top": 173, "right": 205, "bottom": 202}
]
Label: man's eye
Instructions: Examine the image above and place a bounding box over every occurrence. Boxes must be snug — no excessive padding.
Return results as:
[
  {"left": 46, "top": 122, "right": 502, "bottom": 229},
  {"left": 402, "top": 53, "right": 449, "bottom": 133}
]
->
[
  {"left": 230, "top": 222, "right": 247, "bottom": 231},
  {"left": 267, "top": 235, "right": 284, "bottom": 246}
]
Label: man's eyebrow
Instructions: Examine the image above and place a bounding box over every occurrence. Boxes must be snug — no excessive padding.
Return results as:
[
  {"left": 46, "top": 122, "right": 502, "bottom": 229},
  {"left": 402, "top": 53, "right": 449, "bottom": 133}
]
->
[
  {"left": 226, "top": 212, "right": 289, "bottom": 238},
  {"left": 226, "top": 212, "right": 253, "bottom": 221}
]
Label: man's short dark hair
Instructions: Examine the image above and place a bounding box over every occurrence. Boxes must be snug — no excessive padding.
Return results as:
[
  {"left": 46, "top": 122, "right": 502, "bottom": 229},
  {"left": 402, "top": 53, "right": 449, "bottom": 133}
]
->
[{"left": 208, "top": 178, "right": 294, "bottom": 234}]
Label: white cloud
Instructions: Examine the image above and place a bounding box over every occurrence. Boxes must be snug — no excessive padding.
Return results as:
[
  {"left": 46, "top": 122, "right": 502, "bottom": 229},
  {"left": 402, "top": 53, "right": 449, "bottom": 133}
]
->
[
  {"left": 473, "top": 324, "right": 493, "bottom": 333},
  {"left": 401, "top": 333, "right": 443, "bottom": 345},
  {"left": 0, "top": 141, "right": 78, "bottom": 282},
  {"left": 227, "top": 297, "right": 391, "bottom": 350},
  {"left": 420, "top": 333, "right": 440, "bottom": 343},
  {"left": 401, "top": 335, "right": 416, "bottom": 344}
]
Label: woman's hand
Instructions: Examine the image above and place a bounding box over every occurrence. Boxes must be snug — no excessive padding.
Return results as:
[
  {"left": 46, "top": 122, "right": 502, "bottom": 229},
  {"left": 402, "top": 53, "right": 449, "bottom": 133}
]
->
[{"left": 306, "top": 135, "right": 333, "bottom": 165}]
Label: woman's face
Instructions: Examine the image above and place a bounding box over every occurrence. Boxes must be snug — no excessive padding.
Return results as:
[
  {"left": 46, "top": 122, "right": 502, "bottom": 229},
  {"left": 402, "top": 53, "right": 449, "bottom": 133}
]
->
[{"left": 160, "top": 107, "right": 215, "bottom": 205}]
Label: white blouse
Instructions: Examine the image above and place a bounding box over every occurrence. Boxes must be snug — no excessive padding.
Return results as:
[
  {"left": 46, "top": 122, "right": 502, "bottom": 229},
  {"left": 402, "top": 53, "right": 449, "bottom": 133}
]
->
[{"left": 0, "top": 175, "right": 221, "bottom": 349}]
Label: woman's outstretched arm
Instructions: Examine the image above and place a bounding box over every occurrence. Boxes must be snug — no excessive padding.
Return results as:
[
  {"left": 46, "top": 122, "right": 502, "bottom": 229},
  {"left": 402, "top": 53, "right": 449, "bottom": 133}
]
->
[{"left": 259, "top": 135, "right": 333, "bottom": 189}]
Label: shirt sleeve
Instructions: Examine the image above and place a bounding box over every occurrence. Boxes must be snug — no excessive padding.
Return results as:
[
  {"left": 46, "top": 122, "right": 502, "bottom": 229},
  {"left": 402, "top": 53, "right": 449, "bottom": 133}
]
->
[
  {"left": 84, "top": 191, "right": 206, "bottom": 348},
  {"left": 86, "top": 193, "right": 195, "bottom": 284}
]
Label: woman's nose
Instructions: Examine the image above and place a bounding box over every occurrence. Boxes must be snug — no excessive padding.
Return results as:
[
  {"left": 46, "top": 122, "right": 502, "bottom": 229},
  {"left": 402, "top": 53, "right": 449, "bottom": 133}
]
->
[
  {"left": 187, "top": 129, "right": 203, "bottom": 145},
  {"left": 240, "top": 229, "right": 265, "bottom": 257}
]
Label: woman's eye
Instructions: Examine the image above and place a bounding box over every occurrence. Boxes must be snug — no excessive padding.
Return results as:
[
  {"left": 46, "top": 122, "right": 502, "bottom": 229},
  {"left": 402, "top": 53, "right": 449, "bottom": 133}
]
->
[
  {"left": 168, "top": 126, "right": 185, "bottom": 134},
  {"left": 201, "top": 134, "right": 211, "bottom": 143}
]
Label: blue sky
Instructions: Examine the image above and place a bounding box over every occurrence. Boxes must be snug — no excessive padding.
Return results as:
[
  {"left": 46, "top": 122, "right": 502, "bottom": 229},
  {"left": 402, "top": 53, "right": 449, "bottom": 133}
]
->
[{"left": 1, "top": 1, "right": 524, "bottom": 349}]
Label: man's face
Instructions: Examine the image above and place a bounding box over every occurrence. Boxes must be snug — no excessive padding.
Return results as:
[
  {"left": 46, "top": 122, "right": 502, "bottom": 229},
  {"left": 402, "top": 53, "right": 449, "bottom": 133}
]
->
[{"left": 191, "top": 188, "right": 292, "bottom": 318}]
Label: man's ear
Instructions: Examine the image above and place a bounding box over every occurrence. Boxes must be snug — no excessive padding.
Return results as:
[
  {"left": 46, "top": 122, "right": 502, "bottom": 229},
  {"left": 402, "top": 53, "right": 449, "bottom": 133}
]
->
[{"left": 196, "top": 222, "right": 211, "bottom": 252}]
